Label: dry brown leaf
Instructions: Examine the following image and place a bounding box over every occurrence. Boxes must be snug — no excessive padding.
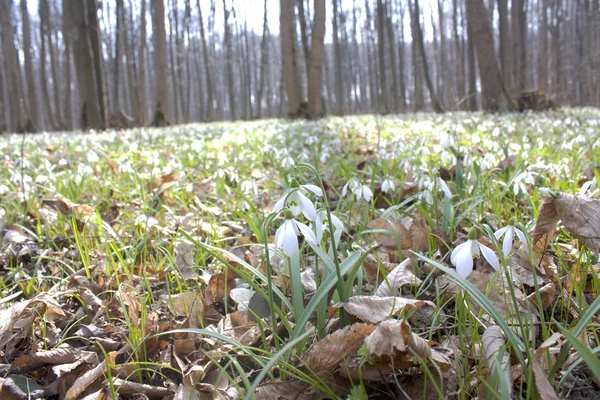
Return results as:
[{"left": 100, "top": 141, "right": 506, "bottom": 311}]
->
[
  {"left": 526, "top": 283, "right": 558, "bottom": 310},
  {"left": 337, "top": 296, "right": 434, "bottom": 324},
  {"left": 120, "top": 285, "right": 141, "bottom": 327},
  {"left": 532, "top": 359, "right": 560, "bottom": 400},
  {"left": 375, "top": 259, "right": 422, "bottom": 296},
  {"left": 254, "top": 381, "right": 328, "bottom": 400},
  {"left": 302, "top": 323, "right": 375, "bottom": 377},
  {"left": 481, "top": 325, "right": 512, "bottom": 398},
  {"left": 208, "top": 270, "right": 237, "bottom": 304},
  {"left": 367, "top": 218, "right": 412, "bottom": 248},
  {"left": 110, "top": 378, "right": 171, "bottom": 399},
  {"left": 65, "top": 360, "right": 107, "bottom": 400},
  {"left": 0, "top": 293, "right": 66, "bottom": 354},
  {"left": 175, "top": 241, "right": 200, "bottom": 280},
  {"left": 365, "top": 319, "right": 431, "bottom": 361},
  {"left": 532, "top": 198, "right": 559, "bottom": 254},
  {"left": 555, "top": 193, "right": 600, "bottom": 253}
]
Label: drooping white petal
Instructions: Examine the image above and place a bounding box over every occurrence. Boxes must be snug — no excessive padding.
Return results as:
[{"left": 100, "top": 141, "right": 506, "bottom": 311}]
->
[
  {"left": 362, "top": 186, "right": 373, "bottom": 202},
  {"left": 341, "top": 182, "right": 350, "bottom": 197},
  {"left": 273, "top": 195, "right": 286, "bottom": 213},
  {"left": 330, "top": 213, "right": 344, "bottom": 233},
  {"left": 437, "top": 178, "right": 452, "bottom": 199},
  {"left": 295, "top": 220, "right": 319, "bottom": 246},
  {"left": 494, "top": 226, "right": 508, "bottom": 240},
  {"left": 280, "top": 220, "right": 299, "bottom": 256},
  {"left": 302, "top": 184, "right": 323, "bottom": 197},
  {"left": 502, "top": 226, "right": 515, "bottom": 257},
  {"left": 297, "top": 191, "right": 317, "bottom": 221},
  {"left": 352, "top": 186, "right": 362, "bottom": 201},
  {"left": 382, "top": 180, "right": 390, "bottom": 193},
  {"left": 455, "top": 243, "right": 474, "bottom": 278},
  {"left": 451, "top": 241, "right": 470, "bottom": 265},
  {"left": 478, "top": 242, "right": 500, "bottom": 270},
  {"left": 514, "top": 228, "right": 527, "bottom": 246}
]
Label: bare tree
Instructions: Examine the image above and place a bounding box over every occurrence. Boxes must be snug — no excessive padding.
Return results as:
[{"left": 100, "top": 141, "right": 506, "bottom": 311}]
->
[
  {"left": 413, "top": 0, "right": 444, "bottom": 112},
  {"left": 255, "top": 0, "right": 269, "bottom": 118},
  {"left": 21, "top": 0, "right": 40, "bottom": 131},
  {"left": 466, "top": 0, "right": 505, "bottom": 110},
  {"left": 307, "top": 0, "right": 326, "bottom": 118},
  {"left": 280, "top": 0, "right": 302, "bottom": 116},
  {"left": 197, "top": 0, "right": 215, "bottom": 120},
  {"left": 151, "top": 0, "right": 169, "bottom": 125},
  {"left": 65, "top": 0, "right": 108, "bottom": 129}
]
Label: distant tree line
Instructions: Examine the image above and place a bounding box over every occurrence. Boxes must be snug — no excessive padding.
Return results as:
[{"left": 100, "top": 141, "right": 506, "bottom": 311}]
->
[{"left": 0, "top": 0, "right": 598, "bottom": 133}]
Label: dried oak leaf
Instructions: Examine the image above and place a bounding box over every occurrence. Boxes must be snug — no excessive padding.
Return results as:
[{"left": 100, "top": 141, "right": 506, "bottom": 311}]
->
[
  {"left": 254, "top": 381, "right": 328, "bottom": 400},
  {"left": 302, "top": 323, "right": 375, "bottom": 377},
  {"left": 337, "top": 296, "right": 434, "bottom": 324},
  {"left": 375, "top": 259, "right": 422, "bottom": 296},
  {"left": 366, "top": 319, "right": 431, "bottom": 361},
  {"left": 534, "top": 193, "right": 600, "bottom": 253},
  {"left": 367, "top": 218, "right": 412, "bottom": 248}
]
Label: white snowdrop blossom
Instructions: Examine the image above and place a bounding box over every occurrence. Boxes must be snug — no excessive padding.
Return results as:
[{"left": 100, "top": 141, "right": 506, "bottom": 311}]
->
[
  {"left": 512, "top": 171, "right": 536, "bottom": 195},
  {"left": 451, "top": 228, "right": 500, "bottom": 279},
  {"left": 273, "top": 180, "right": 323, "bottom": 221},
  {"left": 494, "top": 219, "right": 527, "bottom": 257},
  {"left": 313, "top": 209, "right": 344, "bottom": 242},
  {"left": 281, "top": 155, "right": 295, "bottom": 169},
  {"left": 275, "top": 210, "right": 319, "bottom": 256},
  {"left": 381, "top": 178, "right": 395, "bottom": 193},
  {"left": 342, "top": 178, "right": 373, "bottom": 202}
]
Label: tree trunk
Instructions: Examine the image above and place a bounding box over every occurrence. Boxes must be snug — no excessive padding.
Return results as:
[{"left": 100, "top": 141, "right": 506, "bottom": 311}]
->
[
  {"left": 332, "top": 0, "right": 345, "bottom": 114},
  {"left": 551, "top": 1, "right": 562, "bottom": 97},
  {"left": 376, "top": 0, "right": 388, "bottom": 113},
  {"left": 396, "top": 0, "right": 407, "bottom": 111},
  {"left": 466, "top": 0, "right": 505, "bottom": 110},
  {"left": 296, "top": 0, "right": 311, "bottom": 78},
  {"left": 62, "top": 2, "right": 73, "bottom": 130},
  {"left": 167, "top": 1, "right": 180, "bottom": 122},
  {"left": 65, "top": 0, "right": 108, "bottom": 129},
  {"left": 114, "top": 0, "right": 123, "bottom": 112},
  {"left": 452, "top": 0, "right": 465, "bottom": 108},
  {"left": 538, "top": 0, "right": 548, "bottom": 92},
  {"left": 497, "top": 0, "right": 511, "bottom": 89},
  {"left": 138, "top": 0, "right": 148, "bottom": 125},
  {"left": 197, "top": 0, "right": 214, "bottom": 120},
  {"left": 21, "top": 0, "right": 40, "bottom": 131},
  {"left": 255, "top": 0, "right": 269, "bottom": 118},
  {"left": 438, "top": 0, "right": 450, "bottom": 107},
  {"left": 39, "top": 0, "right": 57, "bottom": 130},
  {"left": 151, "top": 0, "right": 169, "bottom": 125},
  {"left": 280, "top": 0, "right": 302, "bottom": 116},
  {"left": 307, "top": 0, "right": 325, "bottom": 118},
  {"left": 413, "top": 0, "right": 444, "bottom": 112},
  {"left": 223, "top": 0, "right": 237, "bottom": 120},
  {"left": 409, "top": 0, "right": 424, "bottom": 111}
]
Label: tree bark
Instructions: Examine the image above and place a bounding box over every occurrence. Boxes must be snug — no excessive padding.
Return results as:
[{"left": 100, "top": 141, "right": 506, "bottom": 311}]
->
[
  {"left": 409, "top": 0, "right": 424, "bottom": 111},
  {"left": 307, "top": 0, "right": 325, "bottom": 118},
  {"left": 332, "top": 0, "right": 345, "bottom": 114},
  {"left": 197, "top": 0, "right": 215, "bottom": 120},
  {"left": 39, "top": 0, "right": 57, "bottom": 130},
  {"left": 466, "top": 0, "right": 505, "bottom": 110},
  {"left": 376, "top": 0, "right": 388, "bottom": 113},
  {"left": 452, "top": 0, "right": 465, "bottom": 109},
  {"left": 413, "top": 0, "right": 444, "bottom": 112},
  {"left": 21, "top": 0, "right": 40, "bottom": 131},
  {"left": 223, "top": 0, "right": 237, "bottom": 120},
  {"left": 151, "top": 0, "right": 169, "bottom": 125},
  {"left": 65, "top": 0, "right": 108, "bottom": 129},
  {"left": 497, "top": 0, "right": 512, "bottom": 89},
  {"left": 280, "top": 0, "right": 302, "bottom": 116},
  {"left": 255, "top": 0, "right": 269, "bottom": 118},
  {"left": 138, "top": 0, "right": 148, "bottom": 125}
]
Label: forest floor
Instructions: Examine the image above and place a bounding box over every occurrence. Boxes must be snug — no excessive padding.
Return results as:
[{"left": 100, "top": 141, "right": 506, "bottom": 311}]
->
[{"left": 1, "top": 109, "right": 600, "bottom": 399}]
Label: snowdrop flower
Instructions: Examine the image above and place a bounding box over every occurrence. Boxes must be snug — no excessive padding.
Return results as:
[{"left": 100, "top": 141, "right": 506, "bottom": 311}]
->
[
  {"left": 381, "top": 177, "right": 395, "bottom": 193},
  {"left": 273, "top": 179, "right": 323, "bottom": 221},
  {"left": 451, "top": 228, "right": 500, "bottom": 279},
  {"left": 275, "top": 209, "right": 319, "bottom": 256},
  {"left": 313, "top": 209, "right": 344, "bottom": 242},
  {"left": 513, "top": 171, "right": 536, "bottom": 195},
  {"left": 342, "top": 178, "right": 373, "bottom": 202},
  {"left": 494, "top": 218, "right": 527, "bottom": 257}
]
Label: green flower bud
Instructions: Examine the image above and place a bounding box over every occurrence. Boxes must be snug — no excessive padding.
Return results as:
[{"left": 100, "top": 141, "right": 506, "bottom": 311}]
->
[
  {"left": 468, "top": 227, "right": 477, "bottom": 240},
  {"left": 290, "top": 178, "right": 300, "bottom": 188},
  {"left": 284, "top": 209, "right": 294, "bottom": 220}
]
